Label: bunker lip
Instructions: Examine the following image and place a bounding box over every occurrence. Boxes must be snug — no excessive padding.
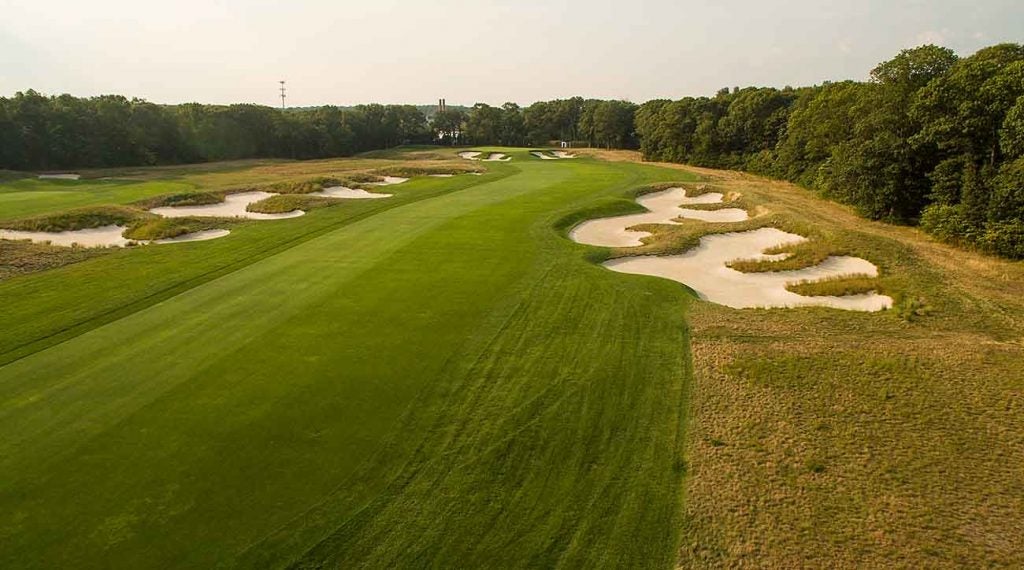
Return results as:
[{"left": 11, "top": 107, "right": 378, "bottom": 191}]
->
[
  {"left": 153, "top": 229, "right": 231, "bottom": 244},
  {"left": 570, "top": 188, "right": 892, "bottom": 312},
  {"left": 310, "top": 186, "right": 392, "bottom": 199},
  {"left": 150, "top": 191, "right": 304, "bottom": 219},
  {"left": 37, "top": 173, "right": 81, "bottom": 180},
  {"left": 367, "top": 176, "right": 409, "bottom": 186},
  {"left": 570, "top": 187, "right": 749, "bottom": 248},
  {"left": 531, "top": 150, "right": 578, "bottom": 160},
  {"left": 0, "top": 225, "right": 230, "bottom": 248},
  {"left": 531, "top": 151, "right": 559, "bottom": 160},
  {"left": 458, "top": 151, "right": 482, "bottom": 160}
]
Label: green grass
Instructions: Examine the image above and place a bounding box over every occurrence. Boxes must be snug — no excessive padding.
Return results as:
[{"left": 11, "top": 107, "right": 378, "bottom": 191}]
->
[
  {"left": 1, "top": 205, "right": 149, "bottom": 232},
  {"left": 0, "top": 179, "right": 194, "bottom": 222},
  {"left": 0, "top": 149, "right": 696, "bottom": 568}
]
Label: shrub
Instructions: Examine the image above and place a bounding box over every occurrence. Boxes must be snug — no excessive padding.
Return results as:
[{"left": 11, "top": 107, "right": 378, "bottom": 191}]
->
[{"left": 978, "top": 219, "right": 1024, "bottom": 259}]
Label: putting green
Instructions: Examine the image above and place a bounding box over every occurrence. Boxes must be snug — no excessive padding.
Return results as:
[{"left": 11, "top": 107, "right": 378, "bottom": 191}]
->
[{"left": 0, "top": 152, "right": 697, "bottom": 568}]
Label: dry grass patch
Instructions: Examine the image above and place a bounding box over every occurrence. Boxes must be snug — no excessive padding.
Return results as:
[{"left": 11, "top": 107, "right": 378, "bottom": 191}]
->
[{"left": 588, "top": 149, "right": 1024, "bottom": 567}]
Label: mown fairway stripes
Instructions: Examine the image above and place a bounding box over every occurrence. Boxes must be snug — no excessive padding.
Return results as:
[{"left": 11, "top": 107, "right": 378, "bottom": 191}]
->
[{"left": 0, "top": 152, "right": 697, "bottom": 568}]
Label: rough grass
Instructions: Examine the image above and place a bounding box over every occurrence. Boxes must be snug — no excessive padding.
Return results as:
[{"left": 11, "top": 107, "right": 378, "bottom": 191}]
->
[
  {"left": 133, "top": 191, "right": 226, "bottom": 209},
  {"left": 1, "top": 205, "right": 149, "bottom": 232},
  {"left": 587, "top": 149, "right": 1024, "bottom": 568},
  {"left": 785, "top": 274, "right": 881, "bottom": 296},
  {"left": 0, "top": 239, "right": 114, "bottom": 280},
  {"left": 123, "top": 217, "right": 238, "bottom": 241},
  {"left": 246, "top": 193, "right": 334, "bottom": 214}
]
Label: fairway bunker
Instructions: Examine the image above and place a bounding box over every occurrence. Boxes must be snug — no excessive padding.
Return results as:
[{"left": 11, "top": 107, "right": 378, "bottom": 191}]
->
[
  {"left": 459, "top": 151, "right": 511, "bottom": 162},
  {"left": 571, "top": 187, "right": 892, "bottom": 311},
  {"left": 37, "top": 173, "right": 81, "bottom": 180},
  {"left": 0, "top": 225, "right": 230, "bottom": 248},
  {"left": 367, "top": 176, "right": 409, "bottom": 186},
  {"left": 150, "top": 191, "right": 304, "bottom": 220},
  {"left": 531, "top": 150, "right": 577, "bottom": 160},
  {"left": 570, "top": 187, "right": 749, "bottom": 247},
  {"left": 309, "top": 186, "right": 392, "bottom": 199},
  {"left": 605, "top": 228, "right": 893, "bottom": 311}
]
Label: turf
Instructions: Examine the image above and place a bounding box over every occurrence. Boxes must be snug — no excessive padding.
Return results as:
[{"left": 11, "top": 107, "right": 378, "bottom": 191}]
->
[
  {"left": 0, "top": 179, "right": 193, "bottom": 222},
  {"left": 0, "top": 150, "right": 698, "bottom": 568}
]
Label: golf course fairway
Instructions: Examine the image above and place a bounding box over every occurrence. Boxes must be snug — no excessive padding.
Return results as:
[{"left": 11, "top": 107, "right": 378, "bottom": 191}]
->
[{"left": 0, "top": 152, "right": 697, "bottom": 568}]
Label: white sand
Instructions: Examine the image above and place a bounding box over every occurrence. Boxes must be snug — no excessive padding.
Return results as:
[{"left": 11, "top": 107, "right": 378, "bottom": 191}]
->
[
  {"left": 429, "top": 174, "right": 455, "bottom": 177},
  {"left": 153, "top": 229, "right": 230, "bottom": 244},
  {"left": 0, "top": 225, "right": 132, "bottom": 247},
  {"left": 367, "top": 176, "right": 409, "bottom": 186},
  {"left": 38, "top": 173, "right": 81, "bottom": 180},
  {"left": 308, "top": 186, "right": 392, "bottom": 199},
  {"left": 531, "top": 151, "right": 559, "bottom": 160},
  {"left": 553, "top": 151, "right": 577, "bottom": 159},
  {"left": 150, "top": 191, "right": 304, "bottom": 220},
  {"left": 484, "top": 153, "right": 511, "bottom": 162},
  {"left": 570, "top": 187, "right": 749, "bottom": 247},
  {"left": 604, "top": 227, "right": 893, "bottom": 311},
  {"left": 459, "top": 151, "right": 482, "bottom": 160},
  {"left": 0, "top": 225, "right": 231, "bottom": 248}
]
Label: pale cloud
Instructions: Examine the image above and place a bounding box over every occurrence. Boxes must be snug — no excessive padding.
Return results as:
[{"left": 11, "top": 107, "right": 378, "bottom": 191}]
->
[{"left": 916, "top": 29, "right": 948, "bottom": 46}]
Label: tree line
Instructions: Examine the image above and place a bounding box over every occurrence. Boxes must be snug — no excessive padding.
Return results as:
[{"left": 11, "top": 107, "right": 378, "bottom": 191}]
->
[
  {"left": 2, "top": 42, "right": 1022, "bottom": 256},
  {"left": 0, "top": 93, "right": 636, "bottom": 171},
  {"left": 635, "top": 43, "right": 1024, "bottom": 258}
]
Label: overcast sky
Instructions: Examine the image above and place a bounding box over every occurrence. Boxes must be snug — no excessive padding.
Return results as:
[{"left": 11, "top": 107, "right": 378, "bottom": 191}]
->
[{"left": 1, "top": 0, "right": 1021, "bottom": 107}]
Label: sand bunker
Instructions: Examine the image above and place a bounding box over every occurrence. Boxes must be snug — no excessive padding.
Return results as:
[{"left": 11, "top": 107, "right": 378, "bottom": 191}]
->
[
  {"left": 309, "top": 186, "right": 391, "bottom": 199},
  {"left": 605, "top": 228, "right": 892, "bottom": 311},
  {"left": 0, "top": 225, "right": 133, "bottom": 247},
  {"left": 0, "top": 226, "right": 230, "bottom": 248},
  {"left": 570, "top": 187, "right": 892, "bottom": 312},
  {"left": 570, "top": 187, "right": 749, "bottom": 247},
  {"left": 459, "top": 151, "right": 510, "bottom": 162},
  {"left": 37, "top": 173, "right": 81, "bottom": 180},
  {"left": 429, "top": 173, "right": 455, "bottom": 177},
  {"left": 532, "top": 150, "right": 577, "bottom": 160},
  {"left": 153, "top": 229, "right": 231, "bottom": 244},
  {"left": 150, "top": 191, "right": 304, "bottom": 220},
  {"left": 367, "top": 176, "right": 409, "bottom": 186}
]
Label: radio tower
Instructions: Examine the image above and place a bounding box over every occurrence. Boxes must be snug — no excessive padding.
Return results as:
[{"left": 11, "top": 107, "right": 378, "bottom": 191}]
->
[{"left": 279, "top": 80, "right": 286, "bottom": 109}]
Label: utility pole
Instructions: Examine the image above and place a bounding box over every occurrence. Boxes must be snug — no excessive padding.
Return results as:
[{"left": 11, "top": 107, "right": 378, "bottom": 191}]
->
[{"left": 279, "top": 80, "right": 286, "bottom": 109}]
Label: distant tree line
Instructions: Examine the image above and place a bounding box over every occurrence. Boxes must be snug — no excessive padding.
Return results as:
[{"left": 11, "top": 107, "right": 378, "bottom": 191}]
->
[
  {"left": 0, "top": 93, "right": 433, "bottom": 168},
  {"left": 3, "top": 42, "right": 1023, "bottom": 256},
  {"left": 636, "top": 43, "right": 1024, "bottom": 258}
]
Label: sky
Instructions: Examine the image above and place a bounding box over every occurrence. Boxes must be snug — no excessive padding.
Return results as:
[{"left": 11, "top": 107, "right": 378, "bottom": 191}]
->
[{"left": 1, "top": 0, "right": 1021, "bottom": 107}]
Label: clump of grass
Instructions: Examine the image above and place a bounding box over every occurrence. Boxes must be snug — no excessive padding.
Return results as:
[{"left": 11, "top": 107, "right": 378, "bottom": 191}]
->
[
  {"left": 728, "top": 239, "right": 840, "bottom": 273},
  {"left": 134, "top": 192, "right": 225, "bottom": 209},
  {"left": 123, "top": 217, "right": 235, "bottom": 241},
  {"left": 374, "top": 166, "right": 481, "bottom": 178},
  {"left": 2, "top": 205, "right": 148, "bottom": 232},
  {"left": 895, "top": 295, "right": 933, "bottom": 322},
  {"left": 786, "top": 274, "right": 882, "bottom": 297},
  {"left": 246, "top": 194, "right": 333, "bottom": 214},
  {"left": 263, "top": 176, "right": 347, "bottom": 194}
]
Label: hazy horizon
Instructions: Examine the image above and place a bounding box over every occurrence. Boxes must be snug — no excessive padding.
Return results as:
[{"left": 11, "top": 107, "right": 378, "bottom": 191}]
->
[{"left": 2, "top": 0, "right": 1022, "bottom": 108}]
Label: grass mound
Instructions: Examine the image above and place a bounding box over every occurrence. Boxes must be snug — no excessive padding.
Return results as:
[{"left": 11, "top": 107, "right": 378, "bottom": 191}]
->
[
  {"left": 246, "top": 194, "right": 333, "bottom": 214},
  {"left": 0, "top": 240, "right": 113, "bottom": 280},
  {"left": 374, "top": 165, "right": 481, "bottom": 177},
  {"left": 134, "top": 191, "right": 225, "bottom": 209},
  {"left": 123, "top": 217, "right": 236, "bottom": 241},
  {"left": 786, "top": 274, "right": 882, "bottom": 296},
  {"left": 2, "top": 205, "right": 148, "bottom": 232}
]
